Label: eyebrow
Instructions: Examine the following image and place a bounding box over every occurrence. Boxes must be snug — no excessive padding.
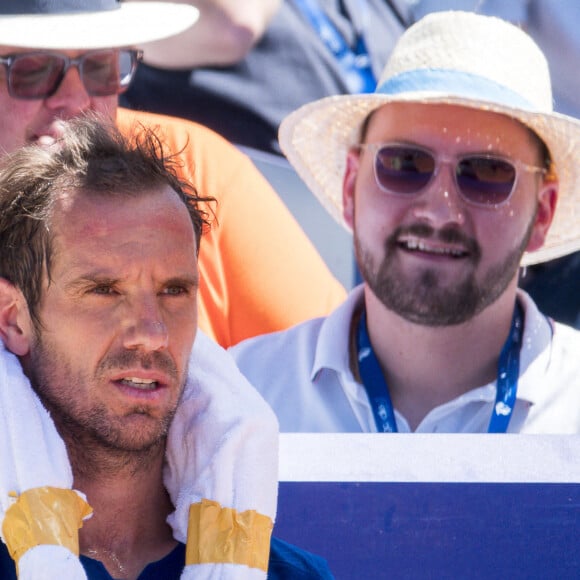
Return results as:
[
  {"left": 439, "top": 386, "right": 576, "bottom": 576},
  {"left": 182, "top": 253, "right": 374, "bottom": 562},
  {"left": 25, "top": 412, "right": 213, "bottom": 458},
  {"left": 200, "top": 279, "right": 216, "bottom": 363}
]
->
[
  {"left": 63, "top": 272, "right": 199, "bottom": 292},
  {"left": 162, "top": 275, "right": 200, "bottom": 290},
  {"left": 59, "top": 273, "right": 117, "bottom": 295}
]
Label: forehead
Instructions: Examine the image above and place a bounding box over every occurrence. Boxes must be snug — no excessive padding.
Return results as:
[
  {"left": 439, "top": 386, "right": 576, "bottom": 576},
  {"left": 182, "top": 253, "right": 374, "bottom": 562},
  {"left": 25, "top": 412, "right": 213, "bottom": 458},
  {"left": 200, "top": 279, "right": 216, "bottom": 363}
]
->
[
  {"left": 50, "top": 185, "right": 197, "bottom": 274},
  {"left": 365, "top": 102, "right": 538, "bottom": 155}
]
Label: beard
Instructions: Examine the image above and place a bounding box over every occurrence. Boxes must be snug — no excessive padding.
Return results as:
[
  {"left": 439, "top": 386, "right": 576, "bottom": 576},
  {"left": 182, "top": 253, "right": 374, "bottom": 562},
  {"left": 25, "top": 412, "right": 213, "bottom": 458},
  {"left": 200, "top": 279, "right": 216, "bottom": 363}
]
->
[
  {"left": 355, "top": 216, "right": 536, "bottom": 327},
  {"left": 27, "top": 333, "right": 184, "bottom": 474}
]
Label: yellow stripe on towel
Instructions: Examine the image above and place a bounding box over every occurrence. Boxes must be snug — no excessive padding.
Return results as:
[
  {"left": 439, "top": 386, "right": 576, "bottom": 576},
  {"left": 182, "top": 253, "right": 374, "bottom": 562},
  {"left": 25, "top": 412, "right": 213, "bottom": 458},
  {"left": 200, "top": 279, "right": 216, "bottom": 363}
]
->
[
  {"left": 186, "top": 499, "right": 273, "bottom": 571},
  {"left": 3, "top": 486, "right": 93, "bottom": 565}
]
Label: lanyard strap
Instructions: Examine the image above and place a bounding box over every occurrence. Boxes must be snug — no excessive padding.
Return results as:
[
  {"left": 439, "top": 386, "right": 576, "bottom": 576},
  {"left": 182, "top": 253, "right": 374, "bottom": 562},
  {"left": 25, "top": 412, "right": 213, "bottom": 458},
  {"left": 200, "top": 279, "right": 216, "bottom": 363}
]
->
[
  {"left": 356, "top": 304, "right": 524, "bottom": 433},
  {"left": 292, "top": 0, "right": 376, "bottom": 93}
]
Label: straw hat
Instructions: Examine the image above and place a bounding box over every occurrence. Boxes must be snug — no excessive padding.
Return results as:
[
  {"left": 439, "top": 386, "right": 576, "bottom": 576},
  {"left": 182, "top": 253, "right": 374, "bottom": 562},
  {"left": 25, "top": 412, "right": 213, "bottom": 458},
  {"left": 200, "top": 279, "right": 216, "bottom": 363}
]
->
[
  {"left": 279, "top": 10, "right": 580, "bottom": 266},
  {"left": 0, "top": 0, "right": 199, "bottom": 50}
]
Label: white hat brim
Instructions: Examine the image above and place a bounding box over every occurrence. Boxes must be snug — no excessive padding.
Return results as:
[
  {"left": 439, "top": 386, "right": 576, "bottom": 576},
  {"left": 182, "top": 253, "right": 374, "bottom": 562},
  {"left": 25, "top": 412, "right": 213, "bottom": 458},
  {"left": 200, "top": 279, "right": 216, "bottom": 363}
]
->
[{"left": 0, "top": 2, "right": 199, "bottom": 50}]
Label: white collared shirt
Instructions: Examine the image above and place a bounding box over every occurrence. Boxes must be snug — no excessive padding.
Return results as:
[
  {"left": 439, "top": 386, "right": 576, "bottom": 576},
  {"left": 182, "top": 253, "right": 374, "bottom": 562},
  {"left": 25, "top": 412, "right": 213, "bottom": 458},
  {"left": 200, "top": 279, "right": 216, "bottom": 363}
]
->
[{"left": 231, "top": 286, "right": 580, "bottom": 433}]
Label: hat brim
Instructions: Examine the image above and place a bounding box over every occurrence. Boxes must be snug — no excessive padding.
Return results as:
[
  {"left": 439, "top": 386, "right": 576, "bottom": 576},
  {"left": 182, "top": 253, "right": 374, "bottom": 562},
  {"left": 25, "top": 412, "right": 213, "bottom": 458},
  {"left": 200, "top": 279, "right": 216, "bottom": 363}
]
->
[
  {"left": 0, "top": 2, "right": 199, "bottom": 50},
  {"left": 280, "top": 92, "right": 580, "bottom": 266}
]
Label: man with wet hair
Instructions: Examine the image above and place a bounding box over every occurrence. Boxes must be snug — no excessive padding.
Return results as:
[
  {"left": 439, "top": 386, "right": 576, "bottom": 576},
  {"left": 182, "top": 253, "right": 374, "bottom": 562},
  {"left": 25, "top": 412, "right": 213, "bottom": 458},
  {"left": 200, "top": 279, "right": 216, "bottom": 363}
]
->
[{"left": 0, "top": 115, "right": 334, "bottom": 579}]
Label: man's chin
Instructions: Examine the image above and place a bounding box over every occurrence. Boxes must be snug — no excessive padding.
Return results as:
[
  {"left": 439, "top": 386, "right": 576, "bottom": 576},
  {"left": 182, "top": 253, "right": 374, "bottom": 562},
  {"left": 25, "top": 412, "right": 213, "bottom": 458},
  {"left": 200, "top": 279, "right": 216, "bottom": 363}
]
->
[
  {"left": 371, "top": 270, "right": 484, "bottom": 327},
  {"left": 108, "top": 413, "right": 171, "bottom": 451}
]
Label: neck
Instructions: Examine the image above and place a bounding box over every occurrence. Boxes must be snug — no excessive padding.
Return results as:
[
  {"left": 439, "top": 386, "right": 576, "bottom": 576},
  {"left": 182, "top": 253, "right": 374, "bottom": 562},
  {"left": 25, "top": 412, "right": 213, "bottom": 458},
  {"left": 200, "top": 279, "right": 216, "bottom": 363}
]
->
[
  {"left": 70, "top": 442, "right": 176, "bottom": 580},
  {"left": 358, "top": 281, "right": 520, "bottom": 431}
]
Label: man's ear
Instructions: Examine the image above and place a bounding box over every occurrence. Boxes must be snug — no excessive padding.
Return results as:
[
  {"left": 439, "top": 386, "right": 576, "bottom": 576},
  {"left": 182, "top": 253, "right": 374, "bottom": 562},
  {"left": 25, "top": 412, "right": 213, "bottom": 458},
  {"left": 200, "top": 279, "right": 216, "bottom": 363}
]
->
[
  {"left": 0, "top": 278, "right": 33, "bottom": 356},
  {"left": 342, "top": 148, "right": 361, "bottom": 229},
  {"left": 526, "top": 181, "right": 558, "bottom": 252}
]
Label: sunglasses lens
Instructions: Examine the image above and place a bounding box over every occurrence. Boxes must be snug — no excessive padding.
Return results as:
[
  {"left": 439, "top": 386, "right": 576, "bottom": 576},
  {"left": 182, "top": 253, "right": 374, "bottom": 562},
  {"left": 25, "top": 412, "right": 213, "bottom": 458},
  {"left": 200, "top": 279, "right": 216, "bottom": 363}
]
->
[
  {"left": 6, "top": 50, "right": 139, "bottom": 99},
  {"left": 375, "top": 146, "right": 435, "bottom": 194},
  {"left": 118, "top": 50, "right": 140, "bottom": 90},
  {"left": 457, "top": 157, "right": 516, "bottom": 205},
  {"left": 82, "top": 50, "right": 136, "bottom": 96},
  {"left": 9, "top": 54, "right": 64, "bottom": 99}
]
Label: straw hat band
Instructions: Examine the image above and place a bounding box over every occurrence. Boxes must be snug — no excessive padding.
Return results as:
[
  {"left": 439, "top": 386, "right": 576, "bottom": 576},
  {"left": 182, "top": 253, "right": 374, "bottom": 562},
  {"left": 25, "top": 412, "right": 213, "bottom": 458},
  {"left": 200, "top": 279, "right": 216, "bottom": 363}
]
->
[
  {"left": 376, "top": 10, "right": 553, "bottom": 113},
  {"left": 1, "top": 0, "right": 118, "bottom": 14},
  {"left": 378, "top": 70, "right": 538, "bottom": 112}
]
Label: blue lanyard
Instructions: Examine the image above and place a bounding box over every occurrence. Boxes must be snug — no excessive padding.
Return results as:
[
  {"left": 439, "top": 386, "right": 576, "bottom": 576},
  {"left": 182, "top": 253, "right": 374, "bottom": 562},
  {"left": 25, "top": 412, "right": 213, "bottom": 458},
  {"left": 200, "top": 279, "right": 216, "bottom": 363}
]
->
[
  {"left": 292, "top": 0, "right": 376, "bottom": 93},
  {"left": 356, "top": 304, "right": 524, "bottom": 433}
]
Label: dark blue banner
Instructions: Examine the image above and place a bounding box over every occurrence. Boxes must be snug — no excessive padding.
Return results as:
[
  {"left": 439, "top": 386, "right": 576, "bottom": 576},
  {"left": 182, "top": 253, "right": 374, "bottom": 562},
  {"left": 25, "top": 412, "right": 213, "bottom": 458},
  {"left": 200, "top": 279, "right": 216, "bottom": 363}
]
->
[
  {"left": 277, "top": 434, "right": 580, "bottom": 579},
  {"left": 276, "top": 481, "right": 580, "bottom": 579}
]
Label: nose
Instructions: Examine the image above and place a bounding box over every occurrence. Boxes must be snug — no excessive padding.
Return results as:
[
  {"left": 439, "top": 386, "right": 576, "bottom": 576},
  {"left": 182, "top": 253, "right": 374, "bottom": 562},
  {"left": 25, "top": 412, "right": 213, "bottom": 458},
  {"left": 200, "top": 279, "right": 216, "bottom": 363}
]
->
[
  {"left": 122, "top": 297, "right": 169, "bottom": 352},
  {"left": 411, "top": 162, "right": 466, "bottom": 227},
  {"left": 43, "top": 66, "right": 91, "bottom": 113}
]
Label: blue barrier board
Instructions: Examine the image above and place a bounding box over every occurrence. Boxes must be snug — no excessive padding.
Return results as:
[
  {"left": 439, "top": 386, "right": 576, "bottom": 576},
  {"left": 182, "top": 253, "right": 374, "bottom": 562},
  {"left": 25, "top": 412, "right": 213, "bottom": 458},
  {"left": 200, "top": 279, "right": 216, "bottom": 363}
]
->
[
  {"left": 276, "top": 435, "right": 580, "bottom": 579},
  {"left": 276, "top": 481, "right": 580, "bottom": 579}
]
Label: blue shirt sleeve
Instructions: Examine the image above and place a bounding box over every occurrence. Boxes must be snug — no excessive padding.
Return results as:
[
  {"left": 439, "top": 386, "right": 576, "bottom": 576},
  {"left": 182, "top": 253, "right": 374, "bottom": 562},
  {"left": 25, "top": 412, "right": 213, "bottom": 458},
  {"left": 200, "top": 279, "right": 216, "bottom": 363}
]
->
[{"left": 269, "top": 536, "right": 336, "bottom": 579}]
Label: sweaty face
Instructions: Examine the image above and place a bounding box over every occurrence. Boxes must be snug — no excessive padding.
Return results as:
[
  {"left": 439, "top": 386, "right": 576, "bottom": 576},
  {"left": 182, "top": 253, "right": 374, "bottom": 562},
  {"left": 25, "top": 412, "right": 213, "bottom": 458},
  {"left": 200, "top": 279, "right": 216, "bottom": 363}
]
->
[
  {"left": 345, "top": 103, "right": 551, "bottom": 326},
  {"left": 0, "top": 46, "right": 117, "bottom": 155},
  {"left": 23, "top": 186, "right": 198, "bottom": 459}
]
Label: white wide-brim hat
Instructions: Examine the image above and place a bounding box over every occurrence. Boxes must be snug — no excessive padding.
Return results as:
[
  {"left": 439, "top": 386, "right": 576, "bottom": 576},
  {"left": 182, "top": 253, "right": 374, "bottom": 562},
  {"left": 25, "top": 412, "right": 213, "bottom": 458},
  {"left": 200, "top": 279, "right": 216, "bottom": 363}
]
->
[
  {"left": 280, "top": 10, "right": 580, "bottom": 266},
  {"left": 0, "top": 0, "right": 199, "bottom": 50}
]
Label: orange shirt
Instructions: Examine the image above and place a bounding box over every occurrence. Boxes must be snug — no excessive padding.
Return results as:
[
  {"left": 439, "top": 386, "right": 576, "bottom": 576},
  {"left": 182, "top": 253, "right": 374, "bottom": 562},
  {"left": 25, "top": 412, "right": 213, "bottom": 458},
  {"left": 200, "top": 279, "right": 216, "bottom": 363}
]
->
[{"left": 118, "top": 108, "right": 346, "bottom": 347}]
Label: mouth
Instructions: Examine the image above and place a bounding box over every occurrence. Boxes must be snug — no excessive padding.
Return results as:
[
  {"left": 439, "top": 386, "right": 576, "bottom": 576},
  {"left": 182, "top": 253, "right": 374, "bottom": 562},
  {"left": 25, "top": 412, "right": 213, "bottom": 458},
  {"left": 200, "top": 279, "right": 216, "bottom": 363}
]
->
[
  {"left": 118, "top": 377, "right": 160, "bottom": 391},
  {"left": 31, "top": 121, "right": 68, "bottom": 146},
  {"left": 399, "top": 238, "right": 469, "bottom": 259},
  {"left": 34, "top": 134, "right": 58, "bottom": 146},
  {"left": 110, "top": 370, "right": 171, "bottom": 398}
]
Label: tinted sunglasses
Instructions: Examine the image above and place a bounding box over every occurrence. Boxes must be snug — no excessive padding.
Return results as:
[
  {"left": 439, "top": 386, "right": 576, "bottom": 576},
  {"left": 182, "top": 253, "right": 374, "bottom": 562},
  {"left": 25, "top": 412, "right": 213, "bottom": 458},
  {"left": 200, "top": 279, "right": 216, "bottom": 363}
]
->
[
  {"left": 359, "top": 143, "right": 547, "bottom": 207},
  {"left": 0, "top": 49, "right": 143, "bottom": 99}
]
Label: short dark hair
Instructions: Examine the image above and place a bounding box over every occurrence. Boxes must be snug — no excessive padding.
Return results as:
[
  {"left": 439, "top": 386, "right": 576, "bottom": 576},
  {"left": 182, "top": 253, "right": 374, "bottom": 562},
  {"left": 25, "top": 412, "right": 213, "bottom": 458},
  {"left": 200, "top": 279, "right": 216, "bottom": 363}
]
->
[{"left": 0, "top": 114, "right": 214, "bottom": 329}]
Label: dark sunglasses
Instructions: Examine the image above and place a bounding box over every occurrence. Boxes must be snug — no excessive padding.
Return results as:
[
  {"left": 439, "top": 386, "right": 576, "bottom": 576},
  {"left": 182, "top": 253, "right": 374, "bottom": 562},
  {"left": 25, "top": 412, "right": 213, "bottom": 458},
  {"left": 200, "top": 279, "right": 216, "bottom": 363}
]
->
[
  {"left": 359, "top": 142, "right": 547, "bottom": 207},
  {"left": 0, "top": 49, "right": 143, "bottom": 99}
]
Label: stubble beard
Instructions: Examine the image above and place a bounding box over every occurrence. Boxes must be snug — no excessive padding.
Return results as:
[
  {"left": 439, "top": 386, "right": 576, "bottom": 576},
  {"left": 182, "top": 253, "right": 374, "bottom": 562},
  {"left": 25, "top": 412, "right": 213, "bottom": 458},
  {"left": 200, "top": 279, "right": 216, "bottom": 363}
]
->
[
  {"left": 27, "top": 333, "right": 183, "bottom": 476},
  {"left": 355, "top": 217, "right": 536, "bottom": 327}
]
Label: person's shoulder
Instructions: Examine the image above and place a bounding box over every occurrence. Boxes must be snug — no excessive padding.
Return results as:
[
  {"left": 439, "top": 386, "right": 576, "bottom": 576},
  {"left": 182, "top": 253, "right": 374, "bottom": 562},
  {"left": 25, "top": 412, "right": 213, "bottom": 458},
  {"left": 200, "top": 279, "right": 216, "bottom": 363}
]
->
[
  {"left": 231, "top": 316, "right": 326, "bottom": 367},
  {"left": 551, "top": 319, "right": 580, "bottom": 360},
  {"left": 117, "top": 107, "right": 240, "bottom": 151},
  {"left": 230, "top": 287, "right": 359, "bottom": 385},
  {"left": 268, "top": 536, "right": 335, "bottom": 579},
  {"left": 117, "top": 107, "right": 263, "bottom": 194},
  {"left": 552, "top": 318, "right": 580, "bottom": 336}
]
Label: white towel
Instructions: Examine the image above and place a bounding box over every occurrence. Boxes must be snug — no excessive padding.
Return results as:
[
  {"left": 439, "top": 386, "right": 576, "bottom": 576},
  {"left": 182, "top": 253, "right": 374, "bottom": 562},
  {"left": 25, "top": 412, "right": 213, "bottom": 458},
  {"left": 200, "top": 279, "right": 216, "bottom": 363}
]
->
[
  {"left": 0, "top": 331, "right": 278, "bottom": 579},
  {"left": 0, "top": 341, "right": 88, "bottom": 579},
  {"left": 165, "top": 331, "right": 279, "bottom": 579}
]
